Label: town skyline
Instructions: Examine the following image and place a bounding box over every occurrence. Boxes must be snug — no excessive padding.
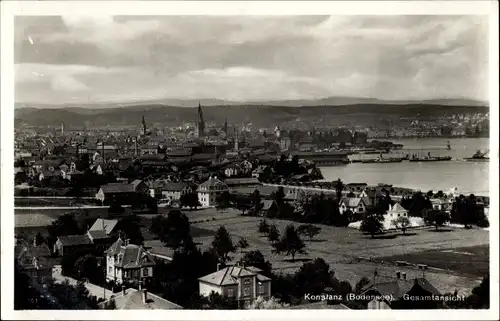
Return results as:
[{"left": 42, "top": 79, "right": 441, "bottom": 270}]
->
[{"left": 15, "top": 15, "right": 489, "bottom": 105}]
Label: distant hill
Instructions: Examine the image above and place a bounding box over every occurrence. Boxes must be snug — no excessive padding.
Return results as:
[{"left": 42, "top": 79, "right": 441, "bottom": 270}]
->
[
  {"left": 14, "top": 101, "right": 489, "bottom": 129},
  {"left": 15, "top": 97, "right": 488, "bottom": 109}
]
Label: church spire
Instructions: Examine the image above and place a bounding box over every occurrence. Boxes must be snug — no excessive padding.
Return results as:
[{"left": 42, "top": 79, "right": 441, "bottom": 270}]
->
[
  {"left": 197, "top": 102, "right": 205, "bottom": 137},
  {"left": 223, "top": 117, "right": 228, "bottom": 134},
  {"left": 141, "top": 115, "right": 147, "bottom": 136}
]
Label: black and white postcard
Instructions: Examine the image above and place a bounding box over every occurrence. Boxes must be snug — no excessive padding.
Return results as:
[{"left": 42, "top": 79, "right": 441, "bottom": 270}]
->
[{"left": 1, "top": 1, "right": 498, "bottom": 320}]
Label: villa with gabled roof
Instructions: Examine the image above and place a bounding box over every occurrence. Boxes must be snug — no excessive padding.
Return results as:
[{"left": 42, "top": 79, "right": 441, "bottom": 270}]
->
[{"left": 105, "top": 238, "right": 156, "bottom": 286}]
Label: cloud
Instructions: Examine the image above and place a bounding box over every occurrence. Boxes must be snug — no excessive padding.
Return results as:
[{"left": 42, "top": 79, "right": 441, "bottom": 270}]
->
[{"left": 13, "top": 15, "right": 489, "bottom": 104}]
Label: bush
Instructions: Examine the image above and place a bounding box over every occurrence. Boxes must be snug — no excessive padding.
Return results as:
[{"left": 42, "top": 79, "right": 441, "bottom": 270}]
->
[{"left": 477, "top": 218, "right": 489, "bottom": 228}]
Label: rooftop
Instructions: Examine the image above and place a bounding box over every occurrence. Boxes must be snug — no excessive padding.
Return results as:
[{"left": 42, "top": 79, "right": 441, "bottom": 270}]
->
[
  {"left": 100, "top": 288, "right": 182, "bottom": 310},
  {"left": 198, "top": 265, "right": 271, "bottom": 286}
]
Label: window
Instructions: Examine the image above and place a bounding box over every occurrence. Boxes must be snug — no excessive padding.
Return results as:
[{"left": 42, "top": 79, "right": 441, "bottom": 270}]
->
[
  {"left": 228, "top": 288, "right": 234, "bottom": 297},
  {"left": 243, "top": 278, "right": 251, "bottom": 285},
  {"left": 258, "top": 283, "right": 265, "bottom": 294},
  {"left": 143, "top": 267, "right": 149, "bottom": 276},
  {"left": 108, "top": 267, "right": 112, "bottom": 273},
  {"left": 243, "top": 287, "right": 250, "bottom": 296}
]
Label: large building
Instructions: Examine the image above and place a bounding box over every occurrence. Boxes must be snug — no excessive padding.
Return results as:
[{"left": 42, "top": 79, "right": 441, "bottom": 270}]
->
[{"left": 197, "top": 176, "right": 228, "bottom": 207}]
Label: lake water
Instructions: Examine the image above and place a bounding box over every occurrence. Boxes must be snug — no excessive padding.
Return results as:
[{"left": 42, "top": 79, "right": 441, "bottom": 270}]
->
[{"left": 320, "top": 138, "right": 490, "bottom": 196}]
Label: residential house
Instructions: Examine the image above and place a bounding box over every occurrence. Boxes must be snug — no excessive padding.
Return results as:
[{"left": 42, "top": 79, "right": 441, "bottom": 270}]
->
[
  {"left": 140, "top": 144, "right": 159, "bottom": 155},
  {"left": 96, "top": 180, "right": 149, "bottom": 205},
  {"left": 223, "top": 177, "right": 261, "bottom": 192},
  {"left": 259, "top": 200, "right": 279, "bottom": 216},
  {"left": 38, "top": 170, "right": 61, "bottom": 182},
  {"left": 361, "top": 273, "right": 442, "bottom": 309},
  {"left": 86, "top": 218, "right": 119, "bottom": 253},
  {"left": 252, "top": 165, "right": 271, "bottom": 179},
  {"left": 339, "top": 197, "right": 371, "bottom": 215},
  {"left": 198, "top": 265, "right": 272, "bottom": 307},
  {"left": 240, "top": 160, "right": 253, "bottom": 174},
  {"left": 90, "top": 164, "right": 103, "bottom": 175},
  {"left": 224, "top": 163, "right": 241, "bottom": 177},
  {"left": 197, "top": 176, "right": 229, "bottom": 207},
  {"left": 15, "top": 239, "right": 53, "bottom": 281},
  {"left": 155, "top": 182, "right": 190, "bottom": 202},
  {"left": 98, "top": 287, "right": 182, "bottom": 310},
  {"left": 53, "top": 235, "right": 93, "bottom": 256},
  {"left": 105, "top": 238, "right": 156, "bottom": 286},
  {"left": 385, "top": 203, "right": 409, "bottom": 221},
  {"left": 431, "top": 198, "right": 451, "bottom": 212}
]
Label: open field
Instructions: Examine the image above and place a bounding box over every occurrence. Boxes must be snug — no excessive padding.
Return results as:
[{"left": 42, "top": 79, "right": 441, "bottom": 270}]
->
[
  {"left": 379, "top": 245, "right": 489, "bottom": 278},
  {"left": 188, "top": 209, "right": 488, "bottom": 294}
]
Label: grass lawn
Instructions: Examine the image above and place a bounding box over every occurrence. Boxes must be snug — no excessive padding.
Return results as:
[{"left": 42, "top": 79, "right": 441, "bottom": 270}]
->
[
  {"left": 189, "top": 211, "right": 489, "bottom": 295},
  {"left": 378, "top": 245, "right": 489, "bottom": 278}
]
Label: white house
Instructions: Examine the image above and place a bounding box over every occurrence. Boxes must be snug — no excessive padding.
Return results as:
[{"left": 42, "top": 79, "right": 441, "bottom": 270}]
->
[
  {"left": 197, "top": 176, "right": 229, "bottom": 207},
  {"left": 385, "top": 203, "right": 408, "bottom": 221},
  {"left": 105, "top": 238, "right": 156, "bottom": 285},
  {"left": 198, "top": 265, "right": 271, "bottom": 307}
]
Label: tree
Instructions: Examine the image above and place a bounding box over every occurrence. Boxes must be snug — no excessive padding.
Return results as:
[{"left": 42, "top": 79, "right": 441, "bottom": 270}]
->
[
  {"left": 236, "top": 237, "right": 250, "bottom": 254},
  {"left": 159, "top": 210, "right": 192, "bottom": 248},
  {"left": 74, "top": 254, "right": 99, "bottom": 281},
  {"left": 47, "top": 213, "right": 82, "bottom": 248},
  {"left": 258, "top": 219, "right": 270, "bottom": 235},
  {"left": 210, "top": 226, "right": 236, "bottom": 264},
  {"left": 333, "top": 178, "right": 345, "bottom": 202},
  {"left": 239, "top": 250, "right": 272, "bottom": 277},
  {"left": 423, "top": 209, "right": 450, "bottom": 231},
  {"left": 204, "top": 292, "right": 238, "bottom": 309},
  {"left": 180, "top": 192, "right": 201, "bottom": 210},
  {"left": 267, "top": 224, "right": 280, "bottom": 245},
  {"left": 248, "top": 296, "right": 289, "bottom": 309},
  {"left": 215, "top": 191, "right": 232, "bottom": 211},
  {"left": 297, "top": 224, "right": 321, "bottom": 241},
  {"left": 391, "top": 216, "right": 411, "bottom": 235},
  {"left": 272, "top": 186, "right": 286, "bottom": 207},
  {"left": 360, "top": 213, "right": 384, "bottom": 238},
  {"left": 273, "top": 224, "right": 307, "bottom": 262},
  {"left": 116, "top": 214, "right": 144, "bottom": 245},
  {"left": 108, "top": 202, "right": 125, "bottom": 215},
  {"left": 235, "top": 196, "right": 252, "bottom": 215},
  {"left": 294, "top": 258, "right": 335, "bottom": 295},
  {"left": 251, "top": 190, "right": 262, "bottom": 216}
]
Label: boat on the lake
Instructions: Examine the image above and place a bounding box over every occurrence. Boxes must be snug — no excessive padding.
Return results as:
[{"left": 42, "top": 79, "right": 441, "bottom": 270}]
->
[
  {"left": 464, "top": 150, "right": 489, "bottom": 162},
  {"left": 409, "top": 152, "right": 452, "bottom": 162}
]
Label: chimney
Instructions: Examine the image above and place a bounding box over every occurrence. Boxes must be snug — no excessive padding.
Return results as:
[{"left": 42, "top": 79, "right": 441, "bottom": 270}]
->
[
  {"left": 122, "top": 285, "right": 126, "bottom": 295},
  {"left": 138, "top": 280, "right": 142, "bottom": 290},
  {"left": 142, "top": 289, "right": 148, "bottom": 304},
  {"left": 216, "top": 263, "right": 221, "bottom": 271},
  {"left": 402, "top": 272, "right": 407, "bottom": 280},
  {"left": 396, "top": 271, "right": 401, "bottom": 279},
  {"left": 124, "top": 239, "right": 130, "bottom": 246}
]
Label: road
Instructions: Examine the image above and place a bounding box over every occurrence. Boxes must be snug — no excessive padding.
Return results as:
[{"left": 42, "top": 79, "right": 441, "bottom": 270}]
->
[{"left": 52, "top": 265, "right": 115, "bottom": 300}]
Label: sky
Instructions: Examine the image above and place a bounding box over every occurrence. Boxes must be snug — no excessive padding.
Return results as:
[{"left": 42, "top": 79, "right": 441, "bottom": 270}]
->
[{"left": 14, "top": 15, "right": 489, "bottom": 105}]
